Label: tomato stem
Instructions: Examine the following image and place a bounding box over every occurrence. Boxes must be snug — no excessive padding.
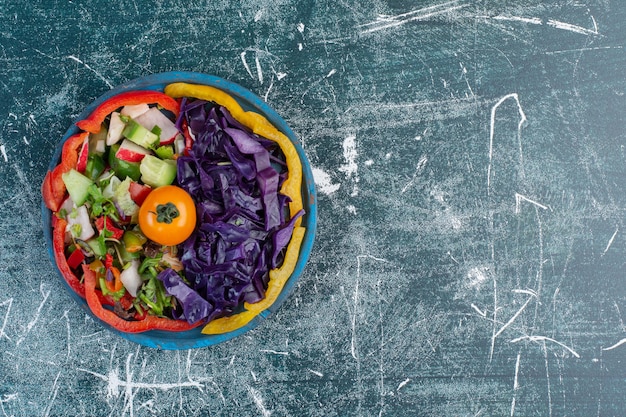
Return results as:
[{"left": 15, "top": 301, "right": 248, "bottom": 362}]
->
[{"left": 154, "top": 202, "right": 179, "bottom": 224}]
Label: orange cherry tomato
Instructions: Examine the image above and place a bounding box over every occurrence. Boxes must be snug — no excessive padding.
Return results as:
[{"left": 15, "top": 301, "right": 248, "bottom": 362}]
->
[{"left": 138, "top": 185, "right": 196, "bottom": 246}]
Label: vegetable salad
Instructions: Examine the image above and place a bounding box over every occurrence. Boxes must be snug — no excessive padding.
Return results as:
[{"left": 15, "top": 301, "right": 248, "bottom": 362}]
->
[{"left": 42, "top": 85, "right": 305, "bottom": 335}]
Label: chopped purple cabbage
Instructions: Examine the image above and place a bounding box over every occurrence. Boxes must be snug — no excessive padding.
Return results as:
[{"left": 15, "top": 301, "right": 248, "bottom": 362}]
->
[
  {"left": 173, "top": 103, "right": 303, "bottom": 323},
  {"left": 157, "top": 268, "right": 211, "bottom": 325}
]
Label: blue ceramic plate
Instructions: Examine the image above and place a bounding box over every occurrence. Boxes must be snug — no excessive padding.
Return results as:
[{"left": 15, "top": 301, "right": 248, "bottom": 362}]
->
[{"left": 42, "top": 71, "right": 317, "bottom": 349}]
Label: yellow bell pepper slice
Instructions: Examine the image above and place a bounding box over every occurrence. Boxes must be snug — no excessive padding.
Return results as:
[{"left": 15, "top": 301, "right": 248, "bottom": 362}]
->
[{"left": 163, "top": 82, "right": 307, "bottom": 335}]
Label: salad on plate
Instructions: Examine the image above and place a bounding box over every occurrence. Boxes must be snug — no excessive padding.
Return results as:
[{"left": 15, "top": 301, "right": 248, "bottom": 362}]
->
[{"left": 42, "top": 82, "right": 306, "bottom": 336}]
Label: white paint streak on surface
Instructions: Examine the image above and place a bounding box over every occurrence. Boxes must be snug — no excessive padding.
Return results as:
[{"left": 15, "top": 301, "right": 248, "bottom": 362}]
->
[
  {"left": 542, "top": 342, "right": 553, "bottom": 417},
  {"left": 67, "top": 55, "right": 113, "bottom": 88},
  {"left": 16, "top": 284, "right": 50, "bottom": 345},
  {"left": 42, "top": 371, "right": 61, "bottom": 417},
  {"left": 471, "top": 303, "right": 487, "bottom": 317},
  {"left": 248, "top": 386, "right": 272, "bottom": 417},
  {"left": 397, "top": 378, "right": 410, "bottom": 391},
  {"left": 241, "top": 51, "right": 255, "bottom": 80},
  {"left": 473, "top": 13, "right": 599, "bottom": 36},
  {"left": 401, "top": 155, "right": 428, "bottom": 194},
  {"left": 326, "top": 68, "right": 337, "bottom": 78},
  {"left": 510, "top": 335, "right": 580, "bottom": 358},
  {"left": 546, "top": 19, "right": 598, "bottom": 36},
  {"left": 489, "top": 267, "right": 498, "bottom": 362},
  {"left": 311, "top": 167, "right": 340, "bottom": 195},
  {"left": 79, "top": 352, "right": 204, "bottom": 417},
  {"left": 515, "top": 193, "right": 551, "bottom": 213},
  {"left": 512, "top": 288, "right": 538, "bottom": 298},
  {"left": 0, "top": 298, "right": 13, "bottom": 341},
  {"left": 62, "top": 309, "right": 71, "bottom": 361},
  {"left": 297, "top": 22, "right": 305, "bottom": 33},
  {"left": 255, "top": 53, "right": 264, "bottom": 84},
  {"left": 0, "top": 393, "right": 18, "bottom": 403},
  {"left": 308, "top": 369, "right": 323, "bottom": 377},
  {"left": 546, "top": 46, "right": 622, "bottom": 55},
  {"left": 491, "top": 15, "right": 543, "bottom": 25},
  {"left": 602, "top": 338, "right": 626, "bottom": 351},
  {"left": 339, "top": 135, "right": 359, "bottom": 196},
  {"left": 350, "top": 255, "right": 388, "bottom": 360},
  {"left": 601, "top": 226, "right": 619, "bottom": 257},
  {"left": 264, "top": 77, "right": 274, "bottom": 102},
  {"left": 459, "top": 62, "right": 475, "bottom": 97},
  {"left": 260, "top": 349, "right": 289, "bottom": 355},
  {"left": 511, "top": 353, "right": 521, "bottom": 416},
  {"left": 0, "top": 145, "right": 7, "bottom": 162},
  {"left": 487, "top": 93, "right": 527, "bottom": 195},
  {"left": 359, "top": 1, "right": 468, "bottom": 34},
  {"left": 493, "top": 296, "right": 534, "bottom": 340}
]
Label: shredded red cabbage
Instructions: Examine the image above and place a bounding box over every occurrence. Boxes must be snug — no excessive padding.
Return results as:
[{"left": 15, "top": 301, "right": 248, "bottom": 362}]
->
[
  {"left": 157, "top": 268, "right": 210, "bottom": 325},
  {"left": 166, "top": 102, "right": 304, "bottom": 324}
]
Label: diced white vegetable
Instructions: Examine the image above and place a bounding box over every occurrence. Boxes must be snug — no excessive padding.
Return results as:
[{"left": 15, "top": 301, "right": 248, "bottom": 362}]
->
[
  {"left": 59, "top": 196, "right": 75, "bottom": 216},
  {"left": 121, "top": 103, "right": 149, "bottom": 119},
  {"left": 94, "top": 138, "right": 106, "bottom": 154},
  {"left": 106, "top": 111, "right": 126, "bottom": 146},
  {"left": 134, "top": 107, "right": 180, "bottom": 144},
  {"left": 66, "top": 205, "right": 95, "bottom": 241},
  {"left": 186, "top": 125, "right": 196, "bottom": 141},
  {"left": 174, "top": 136, "right": 185, "bottom": 155},
  {"left": 115, "top": 139, "right": 152, "bottom": 163},
  {"left": 120, "top": 259, "right": 143, "bottom": 297}
]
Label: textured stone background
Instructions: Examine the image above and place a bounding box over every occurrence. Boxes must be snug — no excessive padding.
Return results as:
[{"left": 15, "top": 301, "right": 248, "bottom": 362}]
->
[{"left": 1, "top": 1, "right": 626, "bottom": 415}]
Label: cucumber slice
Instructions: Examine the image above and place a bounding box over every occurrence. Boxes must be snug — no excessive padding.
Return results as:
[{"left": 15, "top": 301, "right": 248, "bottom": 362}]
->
[
  {"left": 122, "top": 119, "right": 159, "bottom": 149},
  {"left": 154, "top": 145, "right": 174, "bottom": 160},
  {"left": 108, "top": 143, "right": 141, "bottom": 181},
  {"left": 139, "top": 155, "right": 177, "bottom": 188},
  {"left": 85, "top": 154, "right": 106, "bottom": 180},
  {"left": 86, "top": 237, "right": 107, "bottom": 257},
  {"left": 61, "top": 169, "right": 94, "bottom": 206}
]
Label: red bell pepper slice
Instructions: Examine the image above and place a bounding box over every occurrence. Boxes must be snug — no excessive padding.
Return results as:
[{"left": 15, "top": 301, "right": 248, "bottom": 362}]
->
[
  {"left": 61, "top": 131, "right": 90, "bottom": 169},
  {"left": 66, "top": 248, "right": 85, "bottom": 270},
  {"left": 104, "top": 253, "right": 114, "bottom": 270},
  {"left": 81, "top": 264, "right": 201, "bottom": 333},
  {"left": 76, "top": 90, "right": 180, "bottom": 134},
  {"left": 42, "top": 131, "right": 90, "bottom": 211},
  {"left": 41, "top": 168, "right": 65, "bottom": 212},
  {"left": 95, "top": 216, "right": 124, "bottom": 240},
  {"left": 75, "top": 135, "right": 90, "bottom": 173},
  {"left": 181, "top": 118, "right": 194, "bottom": 155},
  {"left": 52, "top": 217, "right": 85, "bottom": 298},
  {"left": 41, "top": 172, "right": 62, "bottom": 212},
  {"left": 129, "top": 182, "right": 152, "bottom": 206}
]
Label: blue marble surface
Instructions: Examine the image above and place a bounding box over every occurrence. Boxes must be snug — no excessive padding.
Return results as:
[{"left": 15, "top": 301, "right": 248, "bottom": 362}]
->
[{"left": 1, "top": 1, "right": 626, "bottom": 415}]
